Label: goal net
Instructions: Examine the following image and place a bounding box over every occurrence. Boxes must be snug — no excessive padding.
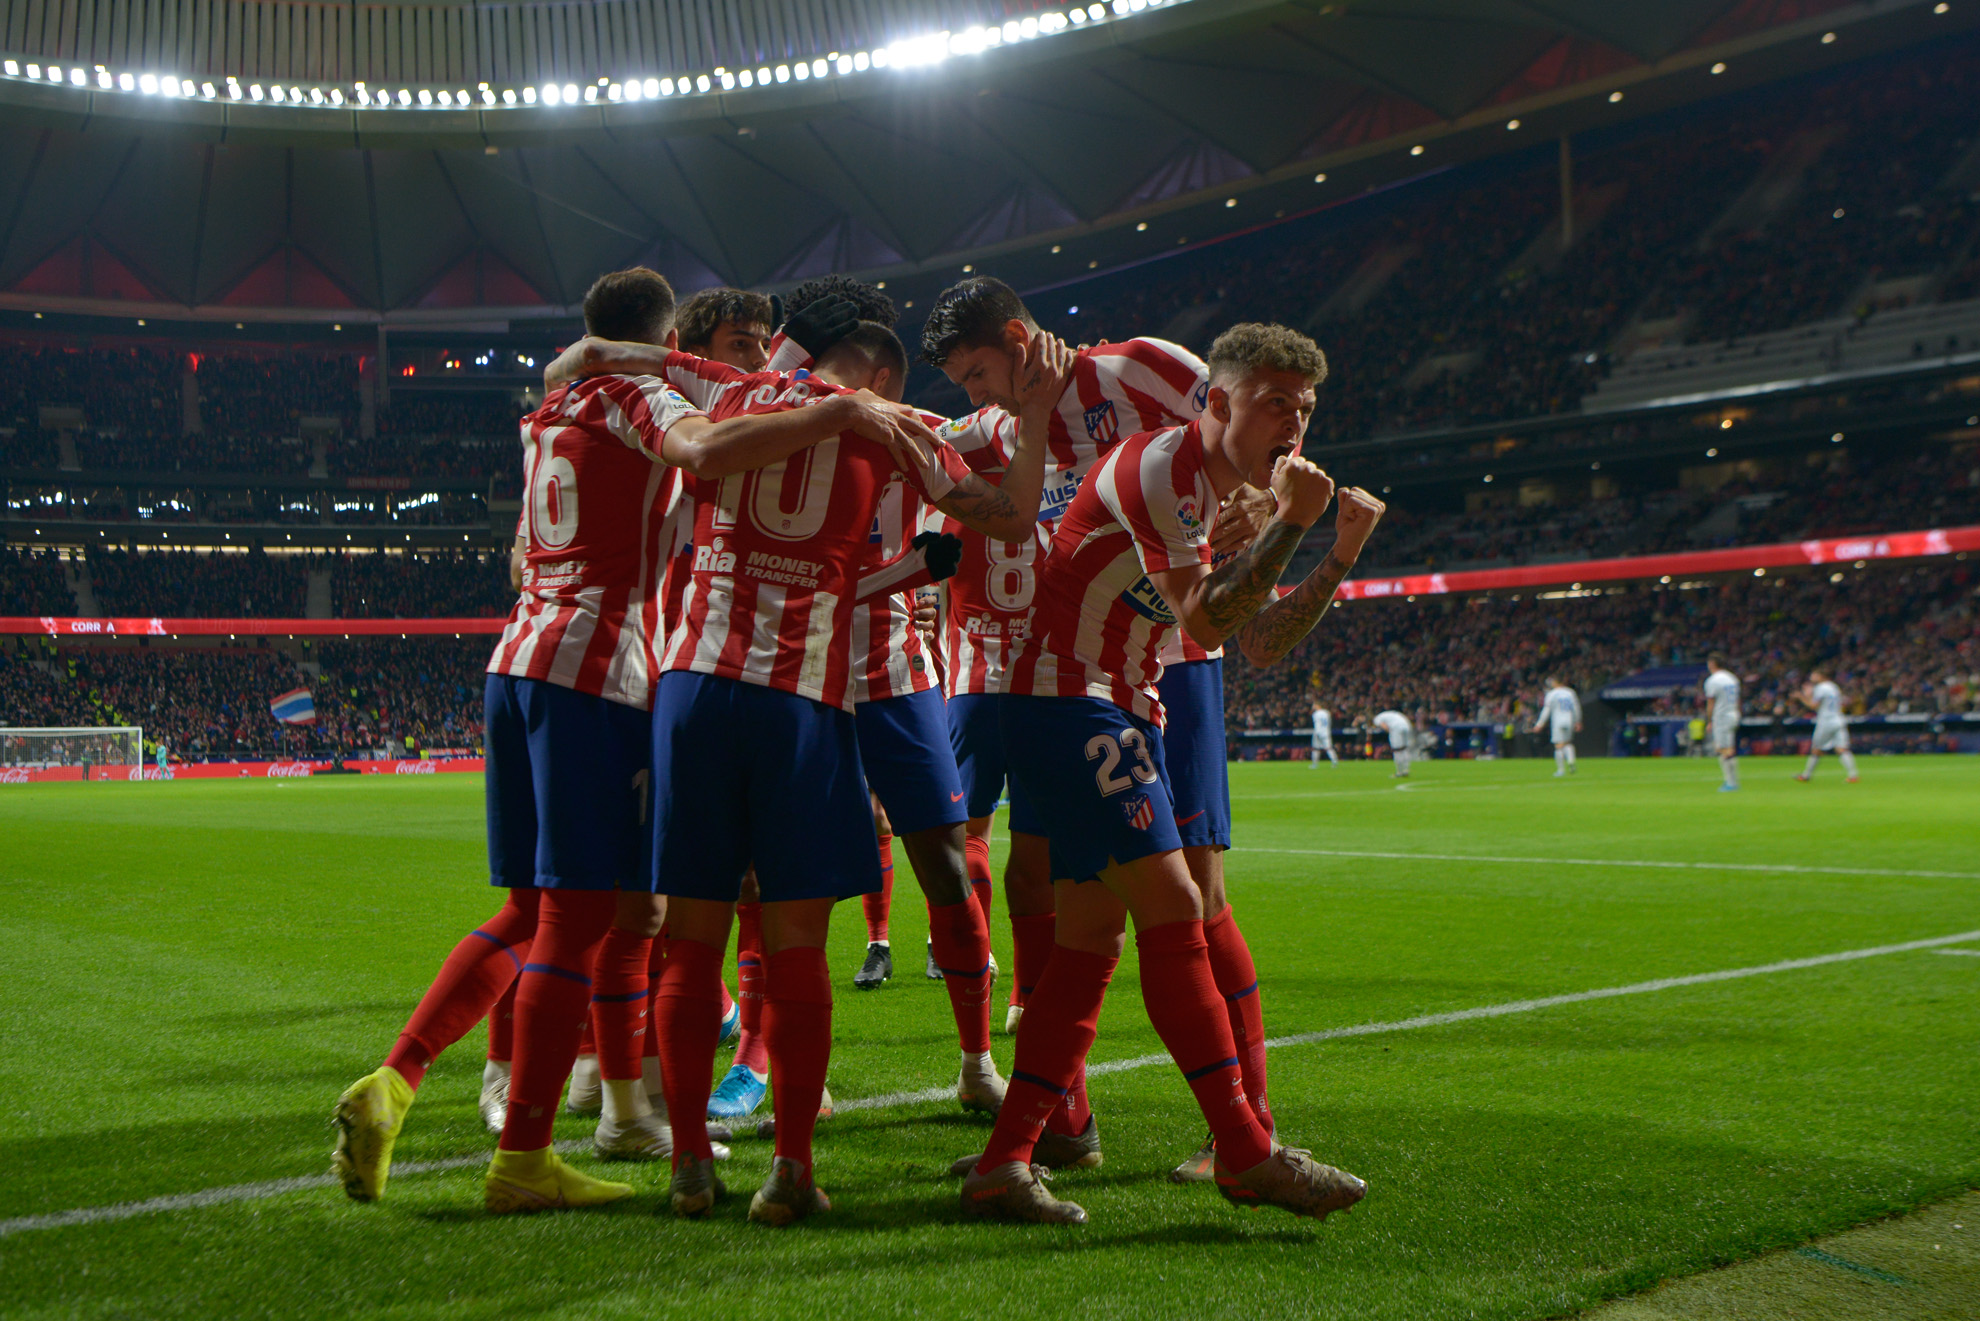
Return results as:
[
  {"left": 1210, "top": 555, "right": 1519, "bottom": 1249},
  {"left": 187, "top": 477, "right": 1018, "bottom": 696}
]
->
[{"left": 0, "top": 726, "right": 146, "bottom": 776}]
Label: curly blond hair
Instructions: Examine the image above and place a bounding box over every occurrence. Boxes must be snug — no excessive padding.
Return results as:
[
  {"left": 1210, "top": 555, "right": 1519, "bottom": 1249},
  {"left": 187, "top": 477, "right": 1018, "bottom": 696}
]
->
[{"left": 1207, "top": 322, "right": 1329, "bottom": 386}]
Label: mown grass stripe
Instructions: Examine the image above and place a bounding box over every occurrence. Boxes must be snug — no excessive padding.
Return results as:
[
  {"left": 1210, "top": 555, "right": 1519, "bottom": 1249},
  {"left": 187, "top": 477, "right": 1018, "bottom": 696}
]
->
[{"left": 10, "top": 927, "right": 1971, "bottom": 1240}]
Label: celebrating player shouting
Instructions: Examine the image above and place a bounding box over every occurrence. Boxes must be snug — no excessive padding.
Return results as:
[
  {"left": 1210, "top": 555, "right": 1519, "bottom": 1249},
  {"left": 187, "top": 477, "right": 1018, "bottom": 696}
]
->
[
  {"left": 957, "top": 323, "right": 1380, "bottom": 1225},
  {"left": 920, "top": 277, "right": 1278, "bottom": 1170},
  {"left": 642, "top": 323, "right": 1070, "bottom": 1226}
]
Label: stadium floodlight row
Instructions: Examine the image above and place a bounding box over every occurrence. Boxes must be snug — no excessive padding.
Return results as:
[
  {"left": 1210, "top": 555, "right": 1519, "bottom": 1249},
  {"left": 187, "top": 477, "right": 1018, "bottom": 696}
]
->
[
  {"left": 0, "top": 0, "right": 1177, "bottom": 114},
  {"left": 5, "top": 523, "right": 1972, "bottom": 637}
]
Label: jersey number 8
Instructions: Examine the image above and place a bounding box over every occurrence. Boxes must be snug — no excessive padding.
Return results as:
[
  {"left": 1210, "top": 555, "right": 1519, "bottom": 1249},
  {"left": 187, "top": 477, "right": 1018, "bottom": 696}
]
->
[
  {"left": 1086, "top": 727, "right": 1160, "bottom": 797},
  {"left": 986, "top": 537, "right": 1037, "bottom": 611}
]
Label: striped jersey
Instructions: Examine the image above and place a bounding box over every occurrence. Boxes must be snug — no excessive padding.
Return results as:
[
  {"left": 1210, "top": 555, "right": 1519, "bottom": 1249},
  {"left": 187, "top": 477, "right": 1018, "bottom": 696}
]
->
[
  {"left": 752, "top": 336, "right": 941, "bottom": 704},
  {"left": 487, "top": 375, "right": 705, "bottom": 709},
  {"left": 1005, "top": 423, "right": 1218, "bottom": 726},
  {"left": 659, "top": 369, "right": 968, "bottom": 711},
  {"left": 935, "top": 337, "right": 1210, "bottom": 694}
]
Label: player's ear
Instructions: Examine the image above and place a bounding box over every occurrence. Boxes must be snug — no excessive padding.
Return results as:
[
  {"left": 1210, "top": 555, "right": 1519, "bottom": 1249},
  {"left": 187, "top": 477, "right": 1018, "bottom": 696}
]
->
[
  {"left": 1003, "top": 319, "right": 1030, "bottom": 353},
  {"left": 664, "top": 329, "right": 679, "bottom": 350},
  {"left": 872, "top": 364, "right": 899, "bottom": 401},
  {"left": 1207, "top": 383, "right": 1233, "bottom": 423}
]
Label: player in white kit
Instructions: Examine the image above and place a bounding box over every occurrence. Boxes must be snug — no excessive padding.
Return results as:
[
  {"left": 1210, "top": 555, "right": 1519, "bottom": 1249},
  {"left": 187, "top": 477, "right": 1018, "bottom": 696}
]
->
[
  {"left": 1794, "top": 669, "right": 1859, "bottom": 783},
  {"left": 1309, "top": 701, "right": 1336, "bottom": 767},
  {"left": 1533, "top": 677, "right": 1582, "bottom": 777},
  {"left": 1372, "top": 710, "right": 1414, "bottom": 777},
  {"left": 1702, "top": 655, "right": 1741, "bottom": 792}
]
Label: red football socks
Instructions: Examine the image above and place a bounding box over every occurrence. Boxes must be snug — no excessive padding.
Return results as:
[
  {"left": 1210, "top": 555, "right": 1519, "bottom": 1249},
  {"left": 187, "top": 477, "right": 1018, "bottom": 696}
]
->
[
  {"left": 732, "top": 902, "right": 768, "bottom": 1075},
  {"left": 385, "top": 888, "right": 538, "bottom": 1091},
  {"left": 486, "top": 978, "right": 519, "bottom": 1064},
  {"left": 642, "top": 934, "right": 667, "bottom": 1061},
  {"left": 862, "top": 835, "right": 894, "bottom": 943},
  {"left": 1136, "top": 920, "right": 1273, "bottom": 1172},
  {"left": 497, "top": 890, "right": 615, "bottom": 1152},
  {"left": 1045, "top": 1062, "right": 1090, "bottom": 1137},
  {"left": 976, "top": 944, "right": 1115, "bottom": 1173},
  {"left": 590, "top": 927, "right": 653, "bottom": 1082},
  {"left": 763, "top": 946, "right": 833, "bottom": 1170},
  {"left": 927, "top": 898, "right": 994, "bottom": 1055},
  {"left": 963, "top": 833, "right": 995, "bottom": 925},
  {"left": 653, "top": 937, "right": 726, "bottom": 1163},
  {"left": 1008, "top": 911, "right": 1055, "bottom": 1010},
  {"left": 1205, "top": 906, "right": 1272, "bottom": 1135}
]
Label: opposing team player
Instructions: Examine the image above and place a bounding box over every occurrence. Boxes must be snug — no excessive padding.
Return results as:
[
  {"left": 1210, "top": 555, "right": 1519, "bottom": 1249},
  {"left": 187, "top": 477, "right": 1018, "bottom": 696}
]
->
[
  {"left": 333, "top": 269, "right": 901, "bottom": 1211},
  {"left": 1703, "top": 655, "right": 1741, "bottom": 792},
  {"left": 956, "top": 323, "right": 1375, "bottom": 1226},
  {"left": 1372, "top": 709, "right": 1415, "bottom": 777},
  {"left": 1795, "top": 668, "right": 1859, "bottom": 782},
  {"left": 1534, "top": 677, "right": 1583, "bottom": 777},
  {"left": 642, "top": 322, "right": 1068, "bottom": 1226},
  {"left": 1310, "top": 700, "right": 1336, "bottom": 766}
]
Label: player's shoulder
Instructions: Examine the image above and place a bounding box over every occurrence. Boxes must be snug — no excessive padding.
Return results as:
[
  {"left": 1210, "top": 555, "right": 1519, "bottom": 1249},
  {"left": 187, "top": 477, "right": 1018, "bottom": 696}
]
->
[{"left": 1088, "top": 336, "right": 1203, "bottom": 368}]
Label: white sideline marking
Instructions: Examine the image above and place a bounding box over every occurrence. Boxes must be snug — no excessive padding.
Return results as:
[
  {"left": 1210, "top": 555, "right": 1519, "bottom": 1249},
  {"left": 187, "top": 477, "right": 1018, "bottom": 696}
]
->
[
  {"left": 1244, "top": 846, "right": 1980, "bottom": 882},
  {"left": 7, "top": 928, "right": 1977, "bottom": 1238},
  {"left": 1934, "top": 948, "right": 1980, "bottom": 958}
]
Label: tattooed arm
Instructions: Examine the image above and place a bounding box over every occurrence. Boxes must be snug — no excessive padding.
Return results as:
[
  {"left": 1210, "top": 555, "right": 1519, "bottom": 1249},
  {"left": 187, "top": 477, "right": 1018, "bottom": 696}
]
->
[
  {"left": 1152, "top": 455, "right": 1338, "bottom": 652},
  {"left": 1236, "top": 486, "right": 1385, "bottom": 667}
]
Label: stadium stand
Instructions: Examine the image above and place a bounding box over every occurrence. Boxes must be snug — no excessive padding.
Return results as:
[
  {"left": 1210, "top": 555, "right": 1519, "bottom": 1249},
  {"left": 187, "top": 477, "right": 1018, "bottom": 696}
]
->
[
  {"left": 4, "top": 30, "right": 1980, "bottom": 759},
  {"left": 1224, "top": 561, "right": 1980, "bottom": 736}
]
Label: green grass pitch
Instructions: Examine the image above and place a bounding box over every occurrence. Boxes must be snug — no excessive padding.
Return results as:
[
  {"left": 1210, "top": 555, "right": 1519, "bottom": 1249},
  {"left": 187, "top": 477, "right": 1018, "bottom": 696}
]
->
[{"left": 2, "top": 757, "right": 1976, "bottom": 1319}]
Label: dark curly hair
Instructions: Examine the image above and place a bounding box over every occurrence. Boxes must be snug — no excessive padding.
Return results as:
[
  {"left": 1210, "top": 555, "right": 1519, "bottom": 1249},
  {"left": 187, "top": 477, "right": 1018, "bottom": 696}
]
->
[
  {"left": 675, "top": 287, "right": 775, "bottom": 353},
  {"left": 785, "top": 274, "right": 897, "bottom": 328}
]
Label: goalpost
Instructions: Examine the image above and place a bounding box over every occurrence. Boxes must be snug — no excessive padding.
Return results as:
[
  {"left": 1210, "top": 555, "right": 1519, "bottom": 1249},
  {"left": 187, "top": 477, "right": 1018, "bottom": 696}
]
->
[{"left": 0, "top": 726, "right": 147, "bottom": 779}]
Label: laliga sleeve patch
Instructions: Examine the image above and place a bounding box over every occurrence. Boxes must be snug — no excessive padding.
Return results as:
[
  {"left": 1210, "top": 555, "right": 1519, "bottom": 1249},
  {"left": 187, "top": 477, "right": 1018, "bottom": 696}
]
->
[{"left": 1174, "top": 497, "right": 1207, "bottom": 544}]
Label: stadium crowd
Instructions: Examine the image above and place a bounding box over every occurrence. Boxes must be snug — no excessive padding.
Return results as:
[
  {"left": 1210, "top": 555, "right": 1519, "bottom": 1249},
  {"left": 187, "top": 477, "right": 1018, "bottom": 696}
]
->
[
  {"left": 1022, "top": 34, "right": 1980, "bottom": 442},
  {"left": 1224, "top": 561, "right": 1980, "bottom": 734},
  {"left": 0, "top": 636, "right": 487, "bottom": 760}
]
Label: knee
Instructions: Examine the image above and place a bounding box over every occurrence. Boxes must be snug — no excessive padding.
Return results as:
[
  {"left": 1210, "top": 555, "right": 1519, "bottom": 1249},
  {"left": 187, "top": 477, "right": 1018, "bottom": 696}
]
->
[{"left": 614, "top": 891, "right": 666, "bottom": 938}]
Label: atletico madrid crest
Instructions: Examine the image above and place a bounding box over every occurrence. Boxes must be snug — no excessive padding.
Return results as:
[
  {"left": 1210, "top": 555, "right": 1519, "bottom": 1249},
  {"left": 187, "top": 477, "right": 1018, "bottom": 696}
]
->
[{"left": 1122, "top": 793, "right": 1155, "bottom": 831}]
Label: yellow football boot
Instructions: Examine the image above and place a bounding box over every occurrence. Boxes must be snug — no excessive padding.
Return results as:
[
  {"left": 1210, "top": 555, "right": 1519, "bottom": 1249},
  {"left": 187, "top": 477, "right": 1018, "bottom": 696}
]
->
[
  {"left": 484, "top": 1146, "right": 635, "bottom": 1215},
  {"left": 332, "top": 1066, "right": 414, "bottom": 1202}
]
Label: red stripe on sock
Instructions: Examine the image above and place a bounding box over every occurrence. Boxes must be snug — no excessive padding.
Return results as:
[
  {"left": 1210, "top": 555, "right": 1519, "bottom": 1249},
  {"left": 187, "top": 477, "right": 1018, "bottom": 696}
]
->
[
  {"left": 653, "top": 937, "right": 725, "bottom": 1164},
  {"left": 1204, "top": 906, "right": 1271, "bottom": 1136},
  {"left": 387, "top": 889, "right": 538, "bottom": 1091},
  {"left": 977, "top": 945, "right": 1115, "bottom": 1172},
  {"left": 763, "top": 947, "right": 833, "bottom": 1170},
  {"left": 928, "top": 898, "right": 993, "bottom": 1054},
  {"left": 591, "top": 927, "right": 653, "bottom": 1083},
  {"left": 1135, "top": 920, "right": 1273, "bottom": 1172},
  {"left": 862, "top": 835, "right": 894, "bottom": 943},
  {"left": 498, "top": 891, "right": 615, "bottom": 1152}
]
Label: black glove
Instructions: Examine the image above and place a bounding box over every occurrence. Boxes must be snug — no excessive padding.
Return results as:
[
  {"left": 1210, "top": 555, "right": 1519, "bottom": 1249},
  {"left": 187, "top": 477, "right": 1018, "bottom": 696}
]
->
[
  {"left": 911, "top": 531, "right": 964, "bottom": 584},
  {"left": 781, "top": 294, "right": 860, "bottom": 360}
]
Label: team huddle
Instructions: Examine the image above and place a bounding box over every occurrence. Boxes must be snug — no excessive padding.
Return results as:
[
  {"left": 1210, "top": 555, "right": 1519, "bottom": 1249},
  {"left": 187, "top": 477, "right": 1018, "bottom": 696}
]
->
[{"left": 331, "top": 268, "right": 1390, "bottom": 1227}]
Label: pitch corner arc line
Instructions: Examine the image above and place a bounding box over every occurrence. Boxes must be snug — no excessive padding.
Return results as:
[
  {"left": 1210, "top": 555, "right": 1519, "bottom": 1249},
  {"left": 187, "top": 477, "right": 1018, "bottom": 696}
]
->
[{"left": 5, "top": 926, "right": 1978, "bottom": 1239}]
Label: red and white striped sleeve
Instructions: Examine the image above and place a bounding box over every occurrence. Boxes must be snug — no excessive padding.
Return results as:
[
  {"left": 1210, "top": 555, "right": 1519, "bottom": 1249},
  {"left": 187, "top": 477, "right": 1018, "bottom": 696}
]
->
[
  {"left": 658, "top": 351, "right": 752, "bottom": 413},
  {"left": 1091, "top": 338, "right": 1210, "bottom": 432},
  {"left": 1093, "top": 430, "right": 1216, "bottom": 577},
  {"left": 585, "top": 375, "right": 707, "bottom": 460}
]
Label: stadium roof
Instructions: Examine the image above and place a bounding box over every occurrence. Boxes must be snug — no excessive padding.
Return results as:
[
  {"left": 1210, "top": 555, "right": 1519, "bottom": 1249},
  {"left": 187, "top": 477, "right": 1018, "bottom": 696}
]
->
[{"left": 0, "top": 0, "right": 1971, "bottom": 324}]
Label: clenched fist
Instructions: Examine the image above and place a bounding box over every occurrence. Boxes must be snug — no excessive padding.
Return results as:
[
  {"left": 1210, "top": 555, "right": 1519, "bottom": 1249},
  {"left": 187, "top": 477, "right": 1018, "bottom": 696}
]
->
[
  {"left": 1269, "top": 454, "right": 1336, "bottom": 530},
  {"left": 1333, "top": 486, "right": 1385, "bottom": 557}
]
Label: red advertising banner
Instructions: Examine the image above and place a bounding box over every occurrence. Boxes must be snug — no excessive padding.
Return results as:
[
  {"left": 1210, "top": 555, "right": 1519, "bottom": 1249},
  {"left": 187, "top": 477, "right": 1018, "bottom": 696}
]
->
[
  {"left": 0, "top": 616, "right": 506, "bottom": 637},
  {"left": 1333, "top": 525, "right": 1980, "bottom": 601},
  {"left": 69, "top": 758, "right": 486, "bottom": 781},
  {"left": 2, "top": 526, "right": 1975, "bottom": 636},
  {"left": 0, "top": 766, "right": 85, "bottom": 783}
]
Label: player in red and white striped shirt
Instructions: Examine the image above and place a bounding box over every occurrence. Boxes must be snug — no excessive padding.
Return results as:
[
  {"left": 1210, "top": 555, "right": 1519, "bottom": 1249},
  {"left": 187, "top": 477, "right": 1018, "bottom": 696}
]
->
[
  {"left": 642, "top": 321, "right": 1068, "bottom": 1225},
  {"left": 953, "top": 323, "right": 1381, "bottom": 1226},
  {"left": 334, "top": 269, "right": 880, "bottom": 1213},
  {"left": 920, "top": 277, "right": 1285, "bottom": 1169}
]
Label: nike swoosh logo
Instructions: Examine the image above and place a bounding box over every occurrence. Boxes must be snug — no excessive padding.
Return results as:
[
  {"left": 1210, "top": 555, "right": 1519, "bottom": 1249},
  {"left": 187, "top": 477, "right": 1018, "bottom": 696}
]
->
[
  {"left": 1175, "top": 809, "right": 1206, "bottom": 826},
  {"left": 951, "top": 792, "right": 965, "bottom": 802}
]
